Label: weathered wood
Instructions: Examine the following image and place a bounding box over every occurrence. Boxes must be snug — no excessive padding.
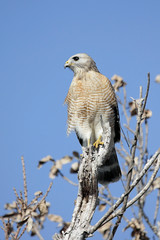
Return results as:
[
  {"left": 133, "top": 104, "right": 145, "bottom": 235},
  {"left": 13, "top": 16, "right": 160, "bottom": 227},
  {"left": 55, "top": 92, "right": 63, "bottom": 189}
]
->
[{"left": 53, "top": 123, "right": 112, "bottom": 240}]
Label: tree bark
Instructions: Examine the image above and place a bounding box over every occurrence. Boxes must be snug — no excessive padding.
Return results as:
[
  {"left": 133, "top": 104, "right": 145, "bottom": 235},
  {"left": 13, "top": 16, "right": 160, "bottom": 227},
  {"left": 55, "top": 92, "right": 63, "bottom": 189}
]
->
[{"left": 53, "top": 123, "right": 112, "bottom": 240}]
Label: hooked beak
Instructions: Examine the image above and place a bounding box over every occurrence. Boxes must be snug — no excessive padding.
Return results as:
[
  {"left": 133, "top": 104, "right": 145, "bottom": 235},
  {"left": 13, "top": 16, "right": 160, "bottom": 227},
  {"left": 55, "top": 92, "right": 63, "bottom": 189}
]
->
[{"left": 64, "top": 60, "right": 70, "bottom": 69}]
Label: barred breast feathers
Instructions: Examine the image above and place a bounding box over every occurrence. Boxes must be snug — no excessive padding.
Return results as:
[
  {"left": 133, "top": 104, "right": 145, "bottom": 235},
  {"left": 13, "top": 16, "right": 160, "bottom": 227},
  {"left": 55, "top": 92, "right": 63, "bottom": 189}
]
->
[{"left": 64, "top": 71, "right": 120, "bottom": 141}]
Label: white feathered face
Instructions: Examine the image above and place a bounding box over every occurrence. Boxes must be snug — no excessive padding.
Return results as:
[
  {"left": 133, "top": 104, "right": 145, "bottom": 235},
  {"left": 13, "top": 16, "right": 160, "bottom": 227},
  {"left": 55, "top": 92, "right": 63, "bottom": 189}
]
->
[{"left": 64, "top": 53, "right": 99, "bottom": 74}]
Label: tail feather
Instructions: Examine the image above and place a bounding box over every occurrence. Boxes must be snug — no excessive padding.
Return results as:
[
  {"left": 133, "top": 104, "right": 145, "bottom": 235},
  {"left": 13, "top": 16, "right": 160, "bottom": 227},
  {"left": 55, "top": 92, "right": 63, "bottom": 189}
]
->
[{"left": 97, "top": 147, "right": 121, "bottom": 185}]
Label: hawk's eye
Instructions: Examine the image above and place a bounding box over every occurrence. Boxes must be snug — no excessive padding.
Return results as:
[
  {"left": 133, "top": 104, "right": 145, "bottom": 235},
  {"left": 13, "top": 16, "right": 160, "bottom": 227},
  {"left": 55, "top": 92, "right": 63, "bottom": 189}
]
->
[{"left": 72, "top": 56, "right": 79, "bottom": 61}]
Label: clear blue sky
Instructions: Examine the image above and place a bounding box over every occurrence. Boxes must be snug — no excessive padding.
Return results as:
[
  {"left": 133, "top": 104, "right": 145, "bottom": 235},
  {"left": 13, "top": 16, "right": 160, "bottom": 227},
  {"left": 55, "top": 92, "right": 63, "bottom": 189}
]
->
[{"left": 0, "top": 1, "right": 160, "bottom": 239}]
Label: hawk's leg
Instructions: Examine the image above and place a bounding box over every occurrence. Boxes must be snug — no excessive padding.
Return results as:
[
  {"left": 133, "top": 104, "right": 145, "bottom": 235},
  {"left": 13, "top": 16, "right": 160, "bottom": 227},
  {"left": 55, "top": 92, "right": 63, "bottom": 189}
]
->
[
  {"left": 93, "top": 135, "right": 104, "bottom": 148},
  {"left": 87, "top": 139, "right": 91, "bottom": 147}
]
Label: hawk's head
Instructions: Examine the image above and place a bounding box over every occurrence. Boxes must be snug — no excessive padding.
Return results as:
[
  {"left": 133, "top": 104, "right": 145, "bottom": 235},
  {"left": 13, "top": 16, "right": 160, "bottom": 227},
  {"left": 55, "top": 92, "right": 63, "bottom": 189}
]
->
[{"left": 64, "top": 53, "right": 99, "bottom": 75}]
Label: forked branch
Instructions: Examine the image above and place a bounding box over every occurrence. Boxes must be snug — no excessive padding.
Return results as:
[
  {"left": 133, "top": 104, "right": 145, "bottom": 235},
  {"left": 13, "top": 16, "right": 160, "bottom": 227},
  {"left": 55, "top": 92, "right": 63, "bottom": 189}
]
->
[{"left": 54, "top": 123, "right": 112, "bottom": 240}]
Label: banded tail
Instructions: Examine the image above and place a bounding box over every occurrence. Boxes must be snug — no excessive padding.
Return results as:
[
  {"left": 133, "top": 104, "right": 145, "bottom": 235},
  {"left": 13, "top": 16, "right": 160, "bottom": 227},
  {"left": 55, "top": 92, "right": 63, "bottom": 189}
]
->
[{"left": 97, "top": 147, "right": 121, "bottom": 185}]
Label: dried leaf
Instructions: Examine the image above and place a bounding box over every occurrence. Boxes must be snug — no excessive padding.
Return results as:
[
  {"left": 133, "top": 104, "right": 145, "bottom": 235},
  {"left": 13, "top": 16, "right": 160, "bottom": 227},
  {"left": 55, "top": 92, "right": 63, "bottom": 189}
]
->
[
  {"left": 2, "top": 212, "right": 19, "bottom": 219},
  {"left": 123, "top": 218, "right": 149, "bottom": 240},
  {"left": 46, "top": 201, "right": 51, "bottom": 207},
  {"left": 49, "top": 164, "right": 59, "bottom": 179},
  {"left": 60, "top": 156, "right": 73, "bottom": 165},
  {"left": 157, "top": 222, "right": 160, "bottom": 236},
  {"left": 38, "top": 200, "right": 48, "bottom": 215},
  {"left": 134, "top": 157, "right": 139, "bottom": 166},
  {"left": 55, "top": 160, "right": 63, "bottom": 169},
  {"left": 142, "top": 109, "right": 152, "bottom": 120},
  {"left": 98, "top": 203, "right": 106, "bottom": 212},
  {"left": 123, "top": 218, "right": 144, "bottom": 232},
  {"left": 49, "top": 160, "right": 62, "bottom": 179},
  {"left": 129, "top": 101, "right": 137, "bottom": 116},
  {"left": 17, "top": 217, "right": 29, "bottom": 227},
  {"left": 48, "top": 214, "right": 63, "bottom": 223},
  {"left": 111, "top": 74, "right": 126, "bottom": 91},
  {"left": 38, "top": 155, "right": 54, "bottom": 169},
  {"left": 49, "top": 156, "right": 73, "bottom": 179},
  {"left": 70, "top": 162, "right": 79, "bottom": 173},
  {"left": 5, "top": 201, "right": 17, "bottom": 210},
  {"left": 31, "top": 211, "right": 39, "bottom": 218},
  {"left": 30, "top": 228, "right": 36, "bottom": 236},
  {"left": 2, "top": 220, "right": 13, "bottom": 236},
  {"left": 98, "top": 221, "right": 112, "bottom": 239},
  {"left": 60, "top": 222, "right": 70, "bottom": 234},
  {"left": 72, "top": 151, "right": 80, "bottom": 159},
  {"left": 27, "top": 217, "right": 33, "bottom": 232},
  {"left": 155, "top": 74, "right": 160, "bottom": 83},
  {"left": 34, "top": 191, "right": 43, "bottom": 196},
  {"left": 132, "top": 230, "right": 149, "bottom": 240},
  {"left": 129, "top": 101, "right": 152, "bottom": 120},
  {"left": 151, "top": 177, "right": 160, "bottom": 190}
]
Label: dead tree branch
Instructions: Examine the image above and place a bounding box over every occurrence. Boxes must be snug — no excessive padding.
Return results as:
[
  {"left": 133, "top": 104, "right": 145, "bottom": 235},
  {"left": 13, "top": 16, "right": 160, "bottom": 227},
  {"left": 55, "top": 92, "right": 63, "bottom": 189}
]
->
[
  {"left": 107, "top": 73, "right": 150, "bottom": 239},
  {"left": 88, "top": 148, "right": 160, "bottom": 234},
  {"left": 53, "top": 123, "right": 112, "bottom": 240}
]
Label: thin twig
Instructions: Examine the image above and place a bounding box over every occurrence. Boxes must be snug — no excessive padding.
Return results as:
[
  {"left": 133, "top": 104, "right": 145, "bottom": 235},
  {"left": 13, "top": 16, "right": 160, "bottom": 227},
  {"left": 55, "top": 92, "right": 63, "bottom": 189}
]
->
[
  {"left": 21, "top": 156, "right": 28, "bottom": 206},
  {"left": 1, "top": 218, "right": 9, "bottom": 240},
  {"left": 122, "top": 86, "right": 131, "bottom": 126},
  {"left": 107, "top": 155, "right": 160, "bottom": 223},
  {"left": 123, "top": 124, "right": 135, "bottom": 135},
  {"left": 108, "top": 84, "right": 147, "bottom": 240},
  {"left": 31, "top": 182, "right": 53, "bottom": 214},
  {"left": 17, "top": 224, "right": 27, "bottom": 240},
  {"left": 89, "top": 148, "right": 160, "bottom": 234},
  {"left": 120, "top": 126, "right": 131, "bottom": 150},
  {"left": 14, "top": 225, "right": 22, "bottom": 240},
  {"left": 28, "top": 192, "right": 43, "bottom": 208},
  {"left": 32, "top": 222, "right": 44, "bottom": 240},
  {"left": 13, "top": 188, "right": 22, "bottom": 209},
  {"left": 142, "top": 73, "right": 150, "bottom": 114},
  {"left": 18, "top": 182, "right": 53, "bottom": 224},
  {"left": 58, "top": 170, "right": 78, "bottom": 186},
  {"left": 144, "top": 120, "right": 149, "bottom": 159},
  {"left": 153, "top": 188, "right": 160, "bottom": 225},
  {"left": 142, "top": 210, "right": 160, "bottom": 238},
  {"left": 137, "top": 124, "right": 144, "bottom": 223},
  {"left": 98, "top": 196, "right": 112, "bottom": 206}
]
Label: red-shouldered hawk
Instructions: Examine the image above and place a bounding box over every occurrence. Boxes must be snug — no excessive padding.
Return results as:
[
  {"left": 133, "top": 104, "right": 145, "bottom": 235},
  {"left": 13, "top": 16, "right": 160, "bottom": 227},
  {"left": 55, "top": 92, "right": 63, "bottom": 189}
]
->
[{"left": 64, "top": 53, "right": 121, "bottom": 185}]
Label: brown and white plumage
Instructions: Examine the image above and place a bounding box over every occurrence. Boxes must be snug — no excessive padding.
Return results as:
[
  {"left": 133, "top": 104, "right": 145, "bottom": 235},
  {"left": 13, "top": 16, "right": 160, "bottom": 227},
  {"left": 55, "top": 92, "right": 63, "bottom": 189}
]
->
[{"left": 64, "top": 53, "right": 121, "bottom": 185}]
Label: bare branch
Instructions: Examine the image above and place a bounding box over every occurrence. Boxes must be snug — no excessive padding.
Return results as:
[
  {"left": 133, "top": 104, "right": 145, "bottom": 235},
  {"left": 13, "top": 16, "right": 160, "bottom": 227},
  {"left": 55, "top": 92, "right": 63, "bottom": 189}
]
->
[
  {"left": 108, "top": 82, "right": 148, "bottom": 239},
  {"left": 153, "top": 188, "right": 160, "bottom": 225},
  {"left": 89, "top": 148, "right": 160, "bottom": 234},
  {"left": 31, "top": 182, "right": 53, "bottom": 214},
  {"left": 32, "top": 222, "right": 44, "bottom": 240},
  {"left": 142, "top": 210, "right": 160, "bottom": 238},
  {"left": 58, "top": 170, "right": 78, "bottom": 186},
  {"left": 17, "top": 225, "right": 27, "bottom": 240},
  {"left": 54, "top": 123, "right": 112, "bottom": 240},
  {"left": 110, "top": 154, "right": 160, "bottom": 221},
  {"left": 21, "top": 156, "right": 28, "bottom": 206}
]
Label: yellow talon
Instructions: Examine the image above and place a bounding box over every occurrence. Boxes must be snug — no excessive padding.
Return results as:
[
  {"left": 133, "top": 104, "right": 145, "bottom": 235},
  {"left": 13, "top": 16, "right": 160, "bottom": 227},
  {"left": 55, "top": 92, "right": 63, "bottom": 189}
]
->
[{"left": 93, "top": 136, "right": 104, "bottom": 148}]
